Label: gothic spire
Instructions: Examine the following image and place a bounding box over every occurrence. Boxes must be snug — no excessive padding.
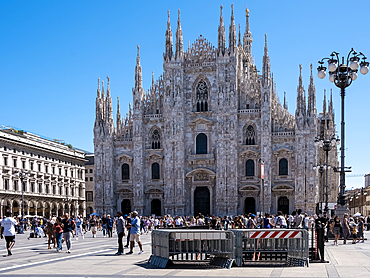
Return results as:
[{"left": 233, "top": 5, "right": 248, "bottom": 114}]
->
[
  {"left": 262, "top": 34, "right": 271, "bottom": 87},
  {"left": 135, "top": 45, "right": 143, "bottom": 90},
  {"left": 323, "top": 89, "right": 327, "bottom": 115},
  {"left": 307, "top": 63, "right": 316, "bottom": 117},
  {"left": 97, "top": 77, "right": 100, "bottom": 98},
  {"left": 228, "top": 4, "right": 236, "bottom": 53},
  {"left": 296, "top": 64, "right": 306, "bottom": 117},
  {"left": 164, "top": 10, "right": 173, "bottom": 61},
  {"left": 238, "top": 24, "right": 241, "bottom": 47},
  {"left": 218, "top": 5, "right": 226, "bottom": 56},
  {"left": 243, "top": 7, "right": 253, "bottom": 56},
  {"left": 175, "top": 9, "right": 183, "bottom": 60},
  {"left": 329, "top": 88, "right": 333, "bottom": 115},
  {"left": 116, "top": 95, "right": 122, "bottom": 135},
  {"left": 152, "top": 71, "right": 155, "bottom": 90},
  {"left": 284, "top": 92, "right": 288, "bottom": 109},
  {"left": 105, "top": 76, "right": 114, "bottom": 134}
]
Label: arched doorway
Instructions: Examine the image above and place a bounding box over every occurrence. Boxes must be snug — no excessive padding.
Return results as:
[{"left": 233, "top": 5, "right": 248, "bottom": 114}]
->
[
  {"left": 278, "top": 196, "right": 289, "bottom": 215},
  {"left": 44, "top": 203, "right": 50, "bottom": 218},
  {"left": 244, "top": 197, "right": 256, "bottom": 214},
  {"left": 121, "top": 199, "right": 131, "bottom": 215},
  {"left": 151, "top": 199, "right": 161, "bottom": 216},
  {"left": 51, "top": 204, "right": 56, "bottom": 216},
  {"left": 2, "top": 200, "right": 10, "bottom": 216},
  {"left": 37, "top": 202, "right": 43, "bottom": 216},
  {"left": 194, "top": 187, "right": 210, "bottom": 216},
  {"left": 12, "top": 200, "right": 19, "bottom": 217}
]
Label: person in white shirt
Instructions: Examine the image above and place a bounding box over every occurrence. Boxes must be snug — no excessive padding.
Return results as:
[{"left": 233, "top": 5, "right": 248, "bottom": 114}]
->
[
  {"left": 75, "top": 215, "right": 84, "bottom": 240},
  {"left": 1, "top": 210, "right": 18, "bottom": 256}
]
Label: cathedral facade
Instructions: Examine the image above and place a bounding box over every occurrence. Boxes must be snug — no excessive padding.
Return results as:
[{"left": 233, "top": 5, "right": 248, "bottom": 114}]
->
[{"left": 93, "top": 6, "right": 339, "bottom": 217}]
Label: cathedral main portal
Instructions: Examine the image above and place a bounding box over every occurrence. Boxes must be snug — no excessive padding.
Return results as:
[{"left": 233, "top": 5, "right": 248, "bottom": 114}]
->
[{"left": 194, "top": 187, "right": 210, "bottom": 216}]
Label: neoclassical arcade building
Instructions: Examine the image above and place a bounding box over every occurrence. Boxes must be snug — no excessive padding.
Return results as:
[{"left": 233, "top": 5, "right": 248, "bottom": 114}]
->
[
  {"left": 0, "top": 127, "right": 87, "bottom": 218},
  {"left": 94, "top": 6, "right": 339, "bottom": 217}
]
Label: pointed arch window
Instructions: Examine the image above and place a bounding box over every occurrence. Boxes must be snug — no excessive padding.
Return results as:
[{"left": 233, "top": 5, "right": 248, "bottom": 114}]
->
[
  {"left": 151, "top": 129, "right": 161, "bottom": 149},
  {"left": 196, "top": 80, "right": 209, "bottom": 112},
  {"left": 245, "top": 125, "right": 256, "bottom": 145},
  {"left": 152, "top": 163, "right": 160, "bottom": 180},
  {"left": 246, "top": 159, "right": 255, "bottom": 176},
  {"left": 122, "top": 163, "right": 130, "bottom": 180},
  {"left": 279, "top": 158, "right": 288, "bottom": 176},
  {"left": 196, "top": 133, "right": 207, "bottom": 154}
]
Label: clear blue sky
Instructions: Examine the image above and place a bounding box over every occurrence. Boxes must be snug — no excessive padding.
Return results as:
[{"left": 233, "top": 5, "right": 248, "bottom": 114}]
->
[{"left": 1, "top": 0, "right": 369, "bottom": 189}]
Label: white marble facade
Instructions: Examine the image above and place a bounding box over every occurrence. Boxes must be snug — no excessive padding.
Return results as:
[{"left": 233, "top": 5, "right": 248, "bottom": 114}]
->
[{"left": 94, "top": 6, "right": 339, "bottom": 217}]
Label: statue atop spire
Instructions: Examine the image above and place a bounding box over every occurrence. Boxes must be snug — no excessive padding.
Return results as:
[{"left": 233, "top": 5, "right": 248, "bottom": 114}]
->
[
  {"left": 229, "top": 4, "right": 236, "bottom": 54},
  {"left": 164, "top": 10, "right": 174, "bottom": 61},
  {"left": 175, "top": 9, "right": 183, "bottom": 60},
  {"left": 243, "top": 7, "right": 253, "bottom": 56},
  {"left": 218, "top": 5, "right": 226, "bottom": 56}
]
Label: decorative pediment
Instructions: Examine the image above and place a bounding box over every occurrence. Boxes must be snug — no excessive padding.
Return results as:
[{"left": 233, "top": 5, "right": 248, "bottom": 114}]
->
[
  {"left": 115, "top": 153, "right": 133, "bottom": 162},
  {"left": 239, "top": 185, "right": 260, "bottom": 192},
  {"left": 145, "top": 187, "right": 164, "bottom": 194},
  {"left": 185, "top": 167, "right": 216, "bottom": 178},
  {"left": 273, "top": 147, "right": 293, "bottom": 155},
  {"left": 188, "top": 117, "right": 214, "bottom": 127},
  {"left": 147, "top": 152, "right": 164, "bottom": 160},
  {"left": 240, "top": 149, "right": 260, "bottom": 158},
  {"left": 272, "top": 184, "right": 294, "bottom": 191}
]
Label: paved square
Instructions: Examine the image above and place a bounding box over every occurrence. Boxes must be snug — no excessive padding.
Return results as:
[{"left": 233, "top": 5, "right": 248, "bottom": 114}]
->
[{"left": 0, "top": 230, "right": 369, "bottom": 278}]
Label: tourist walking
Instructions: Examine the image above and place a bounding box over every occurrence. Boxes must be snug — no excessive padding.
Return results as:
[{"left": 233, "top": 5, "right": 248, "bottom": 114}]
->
[
  {"left": 101, "top": 213, "right": 108, "bottom": 238},
  {"left": 342, "top": 213, "right": 350, "bottom": 244},
  {"left": 90, "top": 215, "right": 98, "bottom": 238},
  {"left": 115, "top": 211, "right": 125, "bottom": 255},
  {"left": 61, "top": 213, "right": 74, "bottom": 253},
  {"left": 54, "top": 218, "right": 63, "bottom": 252},
  {"left": 107, "top": 215, "right": 114, "bottom": 238},
  {"left": 75, "top": 215, "right": 84, "bottom": 240},
  {"left": 331, "top": 215, "right": 341, "bottom": 246},
  {"left": 0, "top": 210, "right": 18, "bottom": 256},
  {"left": 127, "top": 211, "right": 144, "bottom": 255}
]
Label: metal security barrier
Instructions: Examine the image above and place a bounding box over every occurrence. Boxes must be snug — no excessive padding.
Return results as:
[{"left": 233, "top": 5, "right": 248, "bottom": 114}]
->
[
  {"left": 232, "top": 229, "right": 309, "bottom": 267},
  {"left": 149, "top": 229, "right": 234, "bottom": 268}
]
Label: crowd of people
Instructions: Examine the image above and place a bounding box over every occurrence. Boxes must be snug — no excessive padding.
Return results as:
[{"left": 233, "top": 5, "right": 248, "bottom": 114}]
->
[{"left": 1, "top": 208, "right": 369, "bottom": 257}]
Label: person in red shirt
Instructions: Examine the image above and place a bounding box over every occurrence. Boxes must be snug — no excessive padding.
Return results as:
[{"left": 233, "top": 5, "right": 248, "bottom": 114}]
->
[{"left": 54, "top": 218, "right": 63, "bottom": 252}]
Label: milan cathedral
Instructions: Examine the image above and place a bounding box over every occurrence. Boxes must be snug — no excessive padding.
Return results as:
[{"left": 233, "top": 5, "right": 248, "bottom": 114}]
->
[{"left": 93, "top": 6, "right": 339, "bottom": 217}]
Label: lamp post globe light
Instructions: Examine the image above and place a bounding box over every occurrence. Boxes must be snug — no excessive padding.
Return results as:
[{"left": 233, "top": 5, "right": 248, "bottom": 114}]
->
[{"left": 317, "top": 49, "right": 368, "bottom": 211}]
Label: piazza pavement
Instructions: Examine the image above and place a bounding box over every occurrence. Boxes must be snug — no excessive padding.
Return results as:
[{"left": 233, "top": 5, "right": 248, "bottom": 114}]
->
[{"left": 0, "top": 230, "right": 369, "bottom": 278}]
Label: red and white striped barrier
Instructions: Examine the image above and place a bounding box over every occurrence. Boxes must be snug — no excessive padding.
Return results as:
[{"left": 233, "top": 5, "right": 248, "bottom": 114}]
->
[{"left": 249, "top": 230, "right": 301, "bottom": 239}]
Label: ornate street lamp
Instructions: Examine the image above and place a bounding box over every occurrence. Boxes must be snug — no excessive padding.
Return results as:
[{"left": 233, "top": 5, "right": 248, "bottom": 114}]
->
[
  {"left": 14, "top": 169, "right": 30, "bottom": 219},
  {"left": 317, "top": 49, "right": 368, "bottom": 208},
  {"left": 313, "top": 165, "right": 325, "bottom": 213},
  {"left": 314, "top": 136, "right": 340, "bottom": 212}
]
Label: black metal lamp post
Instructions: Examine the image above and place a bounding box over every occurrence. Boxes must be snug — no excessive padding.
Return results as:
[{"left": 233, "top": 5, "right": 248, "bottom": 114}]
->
[
  {"left": 313, "top": 165, "right": 325, "bottom": 213},
  {"left": 315, "top": 136, "right": 340, "bottom": 212},
  {"left": 15, "top": 170, "right": 30, "bottom": 219},
  {"left": 317, "top": 49, "right": 369, "bottom": 207}
]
